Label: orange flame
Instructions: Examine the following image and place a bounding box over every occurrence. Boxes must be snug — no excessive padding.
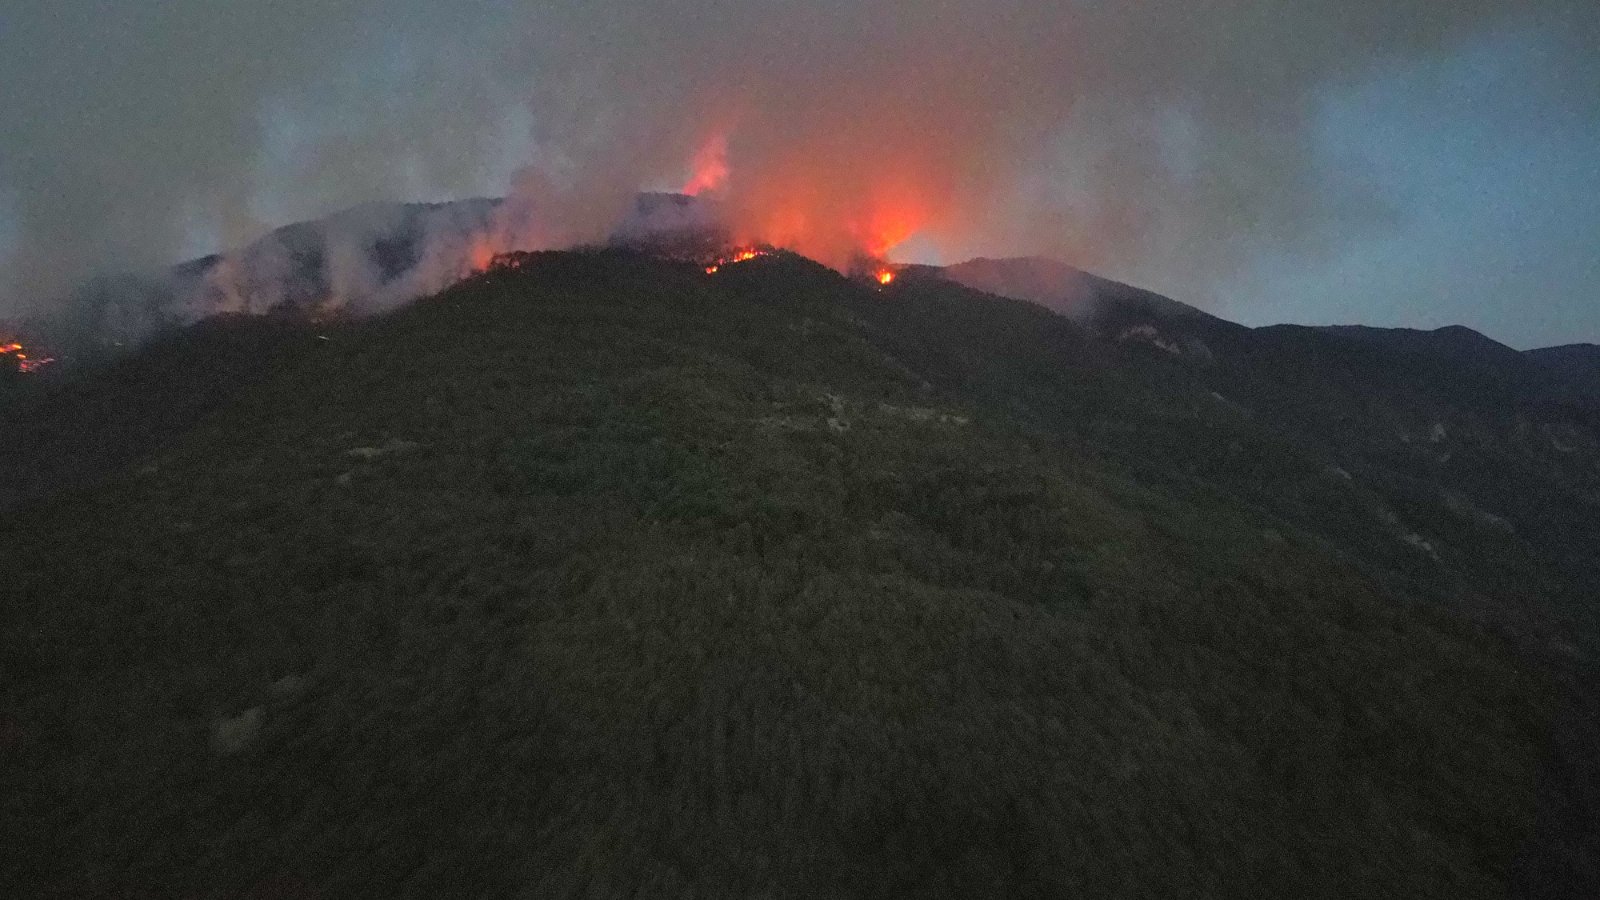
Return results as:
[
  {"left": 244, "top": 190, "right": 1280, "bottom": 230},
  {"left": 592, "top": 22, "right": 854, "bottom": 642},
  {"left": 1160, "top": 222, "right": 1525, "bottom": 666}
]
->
[
  {"left": 876, "top": 269, "right": 896, "bottom": 285},
  {"left": 681, "top": 133, "right": 730, "bottom": 197},
  {"left": 670, "top": 118, "right": 937, "bottom": 271},
  {"left": 481, "top": 251, "right": 534, "bottom": 273},
  {"left": 468, "top": 238, "right": 497, "bottom": 273},
  {"left": 701, "top": 246, "right": 771, "bottom": 275},
  {"left": 1, "top": 339, "right": 54, "bottom": 374}
]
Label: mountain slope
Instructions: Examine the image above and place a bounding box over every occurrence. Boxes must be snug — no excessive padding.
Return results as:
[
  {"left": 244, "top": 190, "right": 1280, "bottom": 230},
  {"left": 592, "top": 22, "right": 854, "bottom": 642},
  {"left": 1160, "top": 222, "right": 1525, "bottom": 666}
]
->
[
  {"left": 940, "top": 256, "right": 1245, "bottom": 345},
  {"left": 38, "top": 199, "right": 504, "bottom": 355},
  {"left": 931, "top": 258, "right": 1600, "bottom": 649},
  {"left": 3, "top": 250, "right": 1596, "bottom": 898},
  {"left": 30, "top": 193, "right": 720, "bottom": 365},
  {"left": 1527, "top": 343, "right": 1600, "bottom": 400}
]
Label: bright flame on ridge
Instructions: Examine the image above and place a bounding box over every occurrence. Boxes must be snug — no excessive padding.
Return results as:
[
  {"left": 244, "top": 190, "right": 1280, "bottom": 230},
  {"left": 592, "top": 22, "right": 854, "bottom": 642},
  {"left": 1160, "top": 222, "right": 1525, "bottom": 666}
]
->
[{"left": 1, "top": 340, "right": 55, "bottom": 374}]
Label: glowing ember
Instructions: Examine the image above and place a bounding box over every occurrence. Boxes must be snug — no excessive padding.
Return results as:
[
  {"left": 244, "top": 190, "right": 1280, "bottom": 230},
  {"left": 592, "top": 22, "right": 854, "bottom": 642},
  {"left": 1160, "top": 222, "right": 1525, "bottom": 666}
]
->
[
  {"left": 701, "top": 246, "right": 772, "bottom": 274},
  {"left": 483, "top": 252, "right": 533, "bottom": 272},
  {"left": 1, "top": 339, "right": 55, "bottom": 374}
]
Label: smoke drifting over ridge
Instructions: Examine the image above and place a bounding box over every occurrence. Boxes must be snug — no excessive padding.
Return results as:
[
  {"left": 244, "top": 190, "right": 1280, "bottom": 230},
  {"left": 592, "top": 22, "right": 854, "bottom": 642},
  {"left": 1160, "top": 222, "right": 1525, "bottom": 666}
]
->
[{"left": 2, "top": 1, "right": 1596, "bottom": 322}]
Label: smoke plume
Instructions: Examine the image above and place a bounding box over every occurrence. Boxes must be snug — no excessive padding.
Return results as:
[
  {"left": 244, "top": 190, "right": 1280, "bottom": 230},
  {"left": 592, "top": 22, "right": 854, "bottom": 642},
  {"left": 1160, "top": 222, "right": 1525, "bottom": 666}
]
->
[{"left": 3, "top": 1, "right": 1596, "bottom": 322}]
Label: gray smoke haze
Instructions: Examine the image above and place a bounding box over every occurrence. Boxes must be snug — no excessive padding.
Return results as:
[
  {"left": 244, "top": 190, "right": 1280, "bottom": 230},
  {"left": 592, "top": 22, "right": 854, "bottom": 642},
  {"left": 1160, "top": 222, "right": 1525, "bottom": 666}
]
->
[{"left": 3, "top": 1, "right": 1597, "bottom": 322}]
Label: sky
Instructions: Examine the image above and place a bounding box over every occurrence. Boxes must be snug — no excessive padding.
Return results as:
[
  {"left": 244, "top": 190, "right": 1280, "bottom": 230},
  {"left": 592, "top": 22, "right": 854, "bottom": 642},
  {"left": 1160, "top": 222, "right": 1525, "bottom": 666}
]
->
[
  {"left": 1222, "top": 26, "right": 1600, "bottom": 347},
  {"left": 1, "top": 1, "right": 1596, "bottom": 349}
]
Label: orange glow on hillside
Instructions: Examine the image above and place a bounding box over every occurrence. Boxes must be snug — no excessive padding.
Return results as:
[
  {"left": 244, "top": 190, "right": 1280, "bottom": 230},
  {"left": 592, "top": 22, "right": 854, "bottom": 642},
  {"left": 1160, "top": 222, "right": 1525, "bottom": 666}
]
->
[
  {"left": 720, "top": 158, "right": 935, "bottom": 271},
  {"left": 681, "top": 133, "right": 730, "bottom": 197},
  {"left": 876, "top": 269, "right": 896, "bottom": 285},
  {"left": 702, "top": 246, "right": 772, "bottom": 275},
  {"left": 1, "top": 339, "right": 55, "bottom": 374},
  {"left": 469, "top": 239, "right": 497, "bottom": 273}
]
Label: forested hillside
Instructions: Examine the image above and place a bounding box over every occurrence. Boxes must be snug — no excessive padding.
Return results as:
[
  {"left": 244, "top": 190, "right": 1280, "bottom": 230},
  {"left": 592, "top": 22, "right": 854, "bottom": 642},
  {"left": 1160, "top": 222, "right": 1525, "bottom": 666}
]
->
[{"left": 4, "top": 250, "right": 1595, "bottom": 897}]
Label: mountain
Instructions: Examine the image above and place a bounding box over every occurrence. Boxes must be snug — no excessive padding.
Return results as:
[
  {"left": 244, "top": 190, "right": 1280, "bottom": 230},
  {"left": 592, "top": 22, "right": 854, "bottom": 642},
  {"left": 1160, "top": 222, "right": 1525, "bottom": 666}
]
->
[
  {"left": 4, "top": 249, "right": 1598, "bottom": 898},
  {"left": 28, "top": 193, "right": 719, "bottom": 365},
  {"left": 1527, "top": 343, "right": 1600, "bottom": 400},
  {"left": 28, "top": 198, "right": 502, "bottom": 363},
  {"left": 939, "top": 258, "right": 1600, "bottom": 644},
  {"left": 941, "top": 256, "right": 1224, "bottom": 326},
  {"left": 1528, "top": 342, "right": 1600, "bottom": 372},
  {"left": 941, "top": 256, "right": 1247, "bottom": 361},
  {"left": 940, "top": 255, "right": 1100, "bottom": 315}
]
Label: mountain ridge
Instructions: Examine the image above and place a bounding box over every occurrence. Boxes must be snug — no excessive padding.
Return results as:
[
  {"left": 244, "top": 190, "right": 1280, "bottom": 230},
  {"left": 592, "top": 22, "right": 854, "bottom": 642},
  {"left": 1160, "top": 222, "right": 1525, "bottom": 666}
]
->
[{"left": 18, "top": 198, "right": 1595, "bottom": 372}]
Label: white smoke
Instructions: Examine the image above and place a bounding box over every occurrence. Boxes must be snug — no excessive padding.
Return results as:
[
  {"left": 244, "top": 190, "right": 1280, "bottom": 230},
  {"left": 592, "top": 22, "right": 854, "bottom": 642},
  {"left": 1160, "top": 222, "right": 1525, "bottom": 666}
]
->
[{"left": 3, "top": 1, "right": 1597, "bottom": 327}]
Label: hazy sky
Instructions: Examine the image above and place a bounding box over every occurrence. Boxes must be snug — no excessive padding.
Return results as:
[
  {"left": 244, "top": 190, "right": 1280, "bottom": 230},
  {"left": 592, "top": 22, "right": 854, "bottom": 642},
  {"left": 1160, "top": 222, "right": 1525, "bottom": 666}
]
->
[
  {"left": 1221, "top": 25, "right": 1600, "bottom": 346},
  {"left": 1, "top": 1, "right": 1596, "bottom": 348}
]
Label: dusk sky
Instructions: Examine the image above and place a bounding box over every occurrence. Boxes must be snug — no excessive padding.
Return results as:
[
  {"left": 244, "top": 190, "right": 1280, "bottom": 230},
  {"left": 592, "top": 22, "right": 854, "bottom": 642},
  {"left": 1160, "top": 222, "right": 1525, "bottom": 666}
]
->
[
  {"left": 1225, "top": 25, "right": 1600, "bottom": 347},
  {"left": 2, "top": 1, "right": 1596, "bottom": 348}
]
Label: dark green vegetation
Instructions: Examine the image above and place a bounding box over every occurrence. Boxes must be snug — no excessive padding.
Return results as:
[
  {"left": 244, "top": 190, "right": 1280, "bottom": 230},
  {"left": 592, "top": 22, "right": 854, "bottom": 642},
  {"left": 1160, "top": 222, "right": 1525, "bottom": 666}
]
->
[{"left": 3, "top": 251, "right": 1597, "bottom": 897}]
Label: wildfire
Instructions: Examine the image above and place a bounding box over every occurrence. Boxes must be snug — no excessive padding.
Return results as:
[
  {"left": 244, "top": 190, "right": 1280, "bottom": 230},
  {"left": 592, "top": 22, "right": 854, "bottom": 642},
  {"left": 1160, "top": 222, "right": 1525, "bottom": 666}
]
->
[
  {"left": 702, "top": 246, "right": 771, "bottom": 275},
  {"left": 485, "top": 251, "right": 531, "bottom": 272},
  {"left": 681, "top": 133, "right": 730, "bottom": 197},
  {"left": 876, "top": 269, "right": 896, "bottom": 285},
  {"left": 468, "top": 238, "right": 498, "bottom": 273},
  {"left": 1, "top": 340, "right": 55, "bottom": 374}
]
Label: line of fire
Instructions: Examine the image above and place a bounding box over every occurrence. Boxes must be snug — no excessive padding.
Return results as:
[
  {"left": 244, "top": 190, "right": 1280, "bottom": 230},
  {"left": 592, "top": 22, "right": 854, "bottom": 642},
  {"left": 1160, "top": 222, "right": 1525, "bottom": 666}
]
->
[
  {"left": 477, "top": 241, "right": 898, "bottom": 289},
  {"left": 1, "top": 339, "right": 55, "bottom": 375}
]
